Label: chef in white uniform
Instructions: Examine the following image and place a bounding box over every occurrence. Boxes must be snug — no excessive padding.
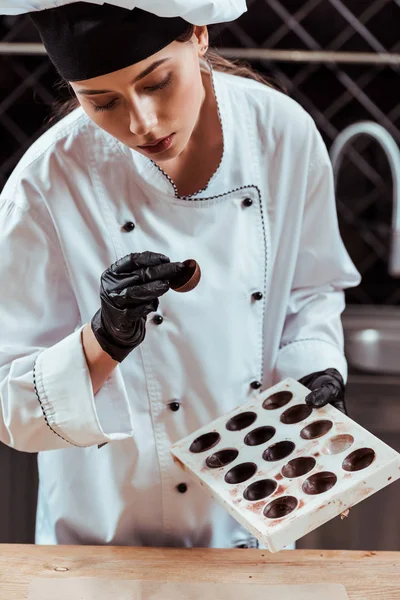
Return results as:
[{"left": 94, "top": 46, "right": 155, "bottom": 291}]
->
[{"left": 0, "top": 0, "right": 360, "bottom": 549}]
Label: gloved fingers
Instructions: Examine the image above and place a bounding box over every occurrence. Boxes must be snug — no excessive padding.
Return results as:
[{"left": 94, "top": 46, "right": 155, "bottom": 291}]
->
[
  {"left": 137, "top": 261, "right": 186, "bottom": 284},
  {"left": 298, "top": 372, "right": 317, "bottom": 388},
  {"left": 125, "top": 280, "right": 171, "bottom": 302},
  {"left": 103, "top": 298, "right": 159, "bottom": 334},
  {"left": 300, "top": 369, "right": 344, "bottom": 392},
  {"left": 107, "top": 261, "right": 186, "bottom": 291},
  {"left": 305, "top": 385, "right": 333, "bottom": 409},
  {"left": 324, "top": 368, "right": 345, "bottom": 386},
  {"left": 124, "top": 300, "right": 159, "bottom": 320},
  {"left": 109, "top": 280, "right": 170, "bottom": 308},
  {"left": 109, "top": 251, "right": 170, "bottom": 275}
]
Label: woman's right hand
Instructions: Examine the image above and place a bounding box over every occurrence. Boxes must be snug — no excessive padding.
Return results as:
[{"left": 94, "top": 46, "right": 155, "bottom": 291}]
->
[{"left": 91, "top": 251, "right": 186, "bottom": 362}]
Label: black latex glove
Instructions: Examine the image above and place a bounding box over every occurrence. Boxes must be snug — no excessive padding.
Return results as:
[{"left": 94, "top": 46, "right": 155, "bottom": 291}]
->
[
  {"left": 91, "top": 251, "right": 186, "bottom": 362},
  {"left": 298, "top": 368, "right": 347, "bottom": 415}
]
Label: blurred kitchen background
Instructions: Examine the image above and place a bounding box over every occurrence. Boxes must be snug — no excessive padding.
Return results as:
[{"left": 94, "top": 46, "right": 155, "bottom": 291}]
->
[{"left": 0, "top": 0, "right": 399, "bottom": 550}]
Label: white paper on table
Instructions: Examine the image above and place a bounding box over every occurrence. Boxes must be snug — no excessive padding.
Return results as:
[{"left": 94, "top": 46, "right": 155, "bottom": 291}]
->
[{"left": 29, "top": 577, "right": 350, "bottom": 599}]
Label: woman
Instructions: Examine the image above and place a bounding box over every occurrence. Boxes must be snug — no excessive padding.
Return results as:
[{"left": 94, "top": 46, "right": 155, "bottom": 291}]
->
[{"left": 0, "top": 0, "right": 360, "bottom": 549}]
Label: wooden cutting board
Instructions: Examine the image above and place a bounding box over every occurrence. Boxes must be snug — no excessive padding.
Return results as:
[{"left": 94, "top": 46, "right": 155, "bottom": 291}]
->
[
  {"left": 28, "top": 578, "right": 350, "bottom": 600},
  {"left": 0, "top": 545, "right": 399, "bottom": 599}
]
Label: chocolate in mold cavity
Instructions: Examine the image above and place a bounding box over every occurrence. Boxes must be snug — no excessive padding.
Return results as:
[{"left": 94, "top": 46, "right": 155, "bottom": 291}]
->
[
  {"left": 244, "top": 426, "right": 275, "bottom": 446},
  {"left": 244, "top": 479, "right": 277, "bottom": 501},
  {"left": 300, "top": 420, "right": 333, "bottom": 440},
  {"left": 324, "top": 434, "right": 354, "bottom": 455},
  {"left": 226, "top": 412, "right": 257, "bottom": 432},
  {"left": 282, "top": 456, "right": 316, "bottom": 478},
  {"left": 264, "top": 496, "right": 298, "bottom": 519},
  {"left": 225, "top": 462, "right": 257, "bottom": 484},
  {"left": 189, "top": 432, "right": 220, "bottom": 453},
  {"left": 206, "top": 448, "right": 239, "bottom": 468},
  {"left": 342, "top": 448, "right": 376, "bottom": 472},
  {"left": 302, "top": 471, "right": 337, "bottom": 495},
  {"left": 281, "top": 404, "right": 313, "bottom": 425},
  {"left": 263, "top": 391, "right": 293, "bottom": 410},
  {"left": 263, "top": 441, "right": 295, "bottom": 462},
  {"left": 170, "top": 259, "right": 201, "bottom": 293}
]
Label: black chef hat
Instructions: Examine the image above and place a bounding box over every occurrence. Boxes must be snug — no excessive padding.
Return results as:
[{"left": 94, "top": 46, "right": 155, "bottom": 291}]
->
[{"left": 30, "top": 3, "right": 189, "bottom": 81}]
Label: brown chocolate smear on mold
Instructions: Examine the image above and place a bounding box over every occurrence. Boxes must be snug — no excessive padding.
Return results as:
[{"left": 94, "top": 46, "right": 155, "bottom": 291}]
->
[
  {"left": 263, "top": 391, "right": 293, "bottom": 410},
  {"left": 172, "top": 455, "right": 185, "bottom": 470},
  {"left": 170, "top": 259, "right": 201, "bottom": 293},
  {"left": 324, "top": 434, "right": 354, "bottom": 455}
]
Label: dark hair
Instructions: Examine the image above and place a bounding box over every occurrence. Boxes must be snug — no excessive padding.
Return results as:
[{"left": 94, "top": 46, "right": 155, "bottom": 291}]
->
[{"left": 50, "top": 24, "right": 284, "bottom": 123}]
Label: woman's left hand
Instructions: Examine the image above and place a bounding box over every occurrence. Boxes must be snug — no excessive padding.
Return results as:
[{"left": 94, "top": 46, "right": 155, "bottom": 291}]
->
[{"left": 298, "top": 368, "right": 347, "bottom": 415}]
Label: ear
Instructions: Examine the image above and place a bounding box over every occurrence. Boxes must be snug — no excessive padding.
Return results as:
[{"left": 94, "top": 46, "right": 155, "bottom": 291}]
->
[{"left": 193, "top": 25, "right": 209, "bottom": 56}]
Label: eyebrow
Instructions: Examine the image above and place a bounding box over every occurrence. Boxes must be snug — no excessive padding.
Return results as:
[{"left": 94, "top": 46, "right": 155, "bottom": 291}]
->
[{"left": 76, "top": 58, "right": 171, "bottom": 96}]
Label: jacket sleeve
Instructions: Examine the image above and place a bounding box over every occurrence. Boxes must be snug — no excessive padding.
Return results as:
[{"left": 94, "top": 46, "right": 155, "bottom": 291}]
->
[
  {"left": 0, "top": 181, "right": 133, "bottom": 452},
  {"left": 274, "top": 124, "right": 361, "bottom": 384}
]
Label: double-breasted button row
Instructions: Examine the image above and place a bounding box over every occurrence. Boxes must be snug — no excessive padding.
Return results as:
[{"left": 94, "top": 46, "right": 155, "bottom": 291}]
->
[{"left": 243, "top": 198, "right": 261, "bottom": 303}]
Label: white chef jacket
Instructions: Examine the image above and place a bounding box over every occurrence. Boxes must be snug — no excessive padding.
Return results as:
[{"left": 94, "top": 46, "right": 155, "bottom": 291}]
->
[
  {"left": 0, "top": 0, "right": 247, "bottom": 23},
  {"left": 0, "top": 69, "right": 360, "bottom": 548}
]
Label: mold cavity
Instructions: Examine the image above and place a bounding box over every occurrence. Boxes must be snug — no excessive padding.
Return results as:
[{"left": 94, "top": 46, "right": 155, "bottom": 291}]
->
[
  {"left": 281, "top": 404, "right": 313, "bottom": 425},
  {"left": 263, "top": 441, "right": 295, "bottom": 462},
  {"left": 342, "top": 448, "right": 376, "bottom": 472},
  {"left": 324, "top": 434, "right": 354, "bottom": 455},
  {"left": 226, "top": 412, "right": 257, "bottom": 432},
  {"left": 300, "top": 420, "right": 333, "bottom": 440},
  {"left": 244, "top": 479, "right": 277, "bottom": 501},
  {"left": 225, "top": 462, "right": 258, "bottom": 484},
  {"left": 264, "top": 496, "right": 298, "bottom": 519},
  {"left": 190, "top": 432, "right": 220, "bottom": 453},
  {"left": 282, "top": 457, "right": 316, "bottom": 478},
  {"left": 263, "top": 391, "right": 293, "bottom": 410},
  {"left": 206, "top": 449, "right": 239, "bottom": 469},
  {"left": 244, "top": 426, "right": 276, "bottom": 446},
  {"left": 302, "top": 472, "right": 337, "bottom": 495}
]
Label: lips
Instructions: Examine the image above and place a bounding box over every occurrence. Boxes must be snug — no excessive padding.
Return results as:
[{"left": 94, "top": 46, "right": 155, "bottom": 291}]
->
[
  {"left": 137, "top": 134, "right": 174, "bottom": 155},
  {"left": 139, "top": 135, "right": 170, "bottom": 148}
]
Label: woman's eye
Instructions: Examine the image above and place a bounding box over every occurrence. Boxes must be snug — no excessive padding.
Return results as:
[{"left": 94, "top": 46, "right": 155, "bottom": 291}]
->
[
  {"left": 145, "top": 74, "right": 172, "bottom": 92},
  {"left": 93, "top": 99, "right": 118, "bottom": 113}
]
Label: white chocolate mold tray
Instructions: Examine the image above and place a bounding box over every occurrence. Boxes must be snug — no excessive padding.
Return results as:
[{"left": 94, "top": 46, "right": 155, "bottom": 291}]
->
[{"left": 171, "top": 378, "right": 400, "bottom": 552}]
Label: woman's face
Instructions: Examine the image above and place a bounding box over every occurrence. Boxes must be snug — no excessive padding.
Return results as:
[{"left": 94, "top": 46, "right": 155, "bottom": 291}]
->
[{"left": 70, "top": 27, "right": 208, "bottom": 163}]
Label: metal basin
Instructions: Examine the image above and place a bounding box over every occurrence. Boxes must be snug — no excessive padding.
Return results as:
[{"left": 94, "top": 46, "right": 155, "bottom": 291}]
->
[{"left": 343, "top": 306, "right": 400, "bottom": 375}]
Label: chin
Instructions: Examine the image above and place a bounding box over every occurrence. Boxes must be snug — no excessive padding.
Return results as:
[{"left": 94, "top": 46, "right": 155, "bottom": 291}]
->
[{"left": 159, "top": 134, "right": 190, "bottom": 162}]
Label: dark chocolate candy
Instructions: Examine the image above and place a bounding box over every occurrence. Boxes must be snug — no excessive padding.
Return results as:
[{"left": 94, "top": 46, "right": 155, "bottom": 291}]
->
[{"left": 170, "top": 259, "right": 201, "bottom": 293}]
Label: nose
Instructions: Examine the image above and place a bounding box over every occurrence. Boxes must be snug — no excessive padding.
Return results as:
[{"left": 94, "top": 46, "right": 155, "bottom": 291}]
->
[{"left": 128, "top": 97, "right": 158, "bottom": 137}]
